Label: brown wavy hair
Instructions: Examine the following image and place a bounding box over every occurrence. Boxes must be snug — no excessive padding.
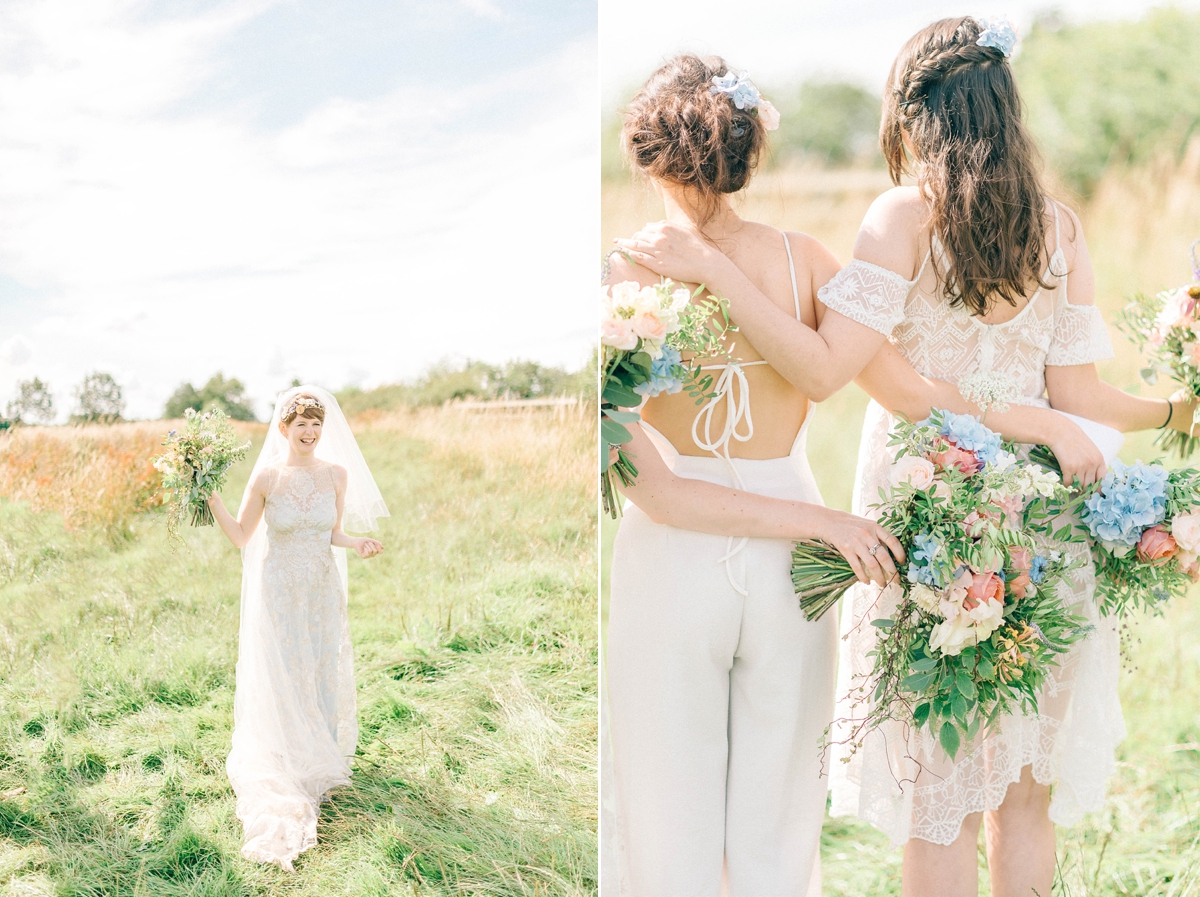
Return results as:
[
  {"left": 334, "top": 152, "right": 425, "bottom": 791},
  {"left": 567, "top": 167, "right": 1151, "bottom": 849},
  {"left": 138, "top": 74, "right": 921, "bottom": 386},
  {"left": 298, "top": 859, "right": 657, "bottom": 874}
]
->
[
  {"left": 881, "top": 17, "right": 1053, "bottom": 316},
  {"left": 622, "top": 54, "right": 767, "bottom": 222}
]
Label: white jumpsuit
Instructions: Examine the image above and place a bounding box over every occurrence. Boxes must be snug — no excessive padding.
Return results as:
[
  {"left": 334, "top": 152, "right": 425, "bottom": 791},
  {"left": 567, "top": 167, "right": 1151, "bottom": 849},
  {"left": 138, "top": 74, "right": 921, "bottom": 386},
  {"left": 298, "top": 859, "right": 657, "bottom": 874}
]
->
[{"left": 605, "top": 232, "right": 837, "bottom": 897}]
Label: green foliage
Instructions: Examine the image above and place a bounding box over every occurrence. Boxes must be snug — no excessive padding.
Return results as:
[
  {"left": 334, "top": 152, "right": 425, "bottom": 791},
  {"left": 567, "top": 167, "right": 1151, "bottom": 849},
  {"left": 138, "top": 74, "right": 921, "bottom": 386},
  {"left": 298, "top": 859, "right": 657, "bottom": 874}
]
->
[
  {"left": 71, "top": 371, "right": 125, "bottom": 424},
  {"left": 771, "top": 80, "right": 883, "bottom": 167},
  {"left": 1017, "top": 8, "right": 1200, "bottom": 195},
  {"left": 6, "top": 376, "right": 56, "bottom": 425},
  {"left": 337, "top": 359, "right": 592, "bottom": 416},
  {"left": 164, "top": 373, "right": 257, "bottom": 422}
]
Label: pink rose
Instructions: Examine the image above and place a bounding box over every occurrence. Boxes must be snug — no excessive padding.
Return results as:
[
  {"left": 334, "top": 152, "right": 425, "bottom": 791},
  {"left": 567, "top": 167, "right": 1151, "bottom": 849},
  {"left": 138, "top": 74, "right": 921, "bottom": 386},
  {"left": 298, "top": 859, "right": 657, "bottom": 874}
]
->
[
  {"left": 993, "top": 494, "right": 1024, "bottom": 528},
  {"left": 1137, "top": 524, "right": 1178, "bottom": 563},
  {"left": 1007, "top": 546, "right": 1033, "bottom": 600},
  {"left": 630, "top": 310, "right": 667, "bottom": 342},
  {"left": 963, "top": 505, "right": 1005, "bottom": 539},
  {"left": 963, "top": 571, "right": 1003, "bottom": 611},
  {"left": 601, "top": 317, "right": 638, "bottom": 351},
  {"left": 929, "top": 437, "right": 981, "bottom": 475}
]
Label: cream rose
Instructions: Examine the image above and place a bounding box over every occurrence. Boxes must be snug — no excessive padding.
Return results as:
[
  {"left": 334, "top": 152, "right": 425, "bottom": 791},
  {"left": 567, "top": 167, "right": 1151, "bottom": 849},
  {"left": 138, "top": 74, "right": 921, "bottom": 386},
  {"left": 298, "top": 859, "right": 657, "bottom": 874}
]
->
[
  {"left": 601, "top": 317, "right": 638, "bottom": 351},
  {"left": 631, "top": 310, "right": 668, "bottom": 342},
  {"left": 757, "top": 99, "right": 781, "bottom": 131},
  {"left": 930, "top": 617, "right": 979, "bottom": 656},
  {"left": 1172, "top": 512, "right": 1200, "bottom": 554},
  {"left": 889, "top": 455, "right": 936, "bottom": 490}
]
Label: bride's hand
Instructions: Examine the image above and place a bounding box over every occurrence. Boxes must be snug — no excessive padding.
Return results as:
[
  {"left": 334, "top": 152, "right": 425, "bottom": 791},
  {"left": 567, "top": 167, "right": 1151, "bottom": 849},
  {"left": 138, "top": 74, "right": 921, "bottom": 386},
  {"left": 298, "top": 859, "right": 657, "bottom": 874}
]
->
[
  {"left": 813, "top": 507, "right": 905, "bottom": 586},
  {"left": 355, "top": 537, "right": 383, "bottom": 559},
  {"left": 612, "top": 221, "right": 730, "bottom": 287},
  {"left": 1046, "top": 417, "right": 1106, "bottom": 487}
]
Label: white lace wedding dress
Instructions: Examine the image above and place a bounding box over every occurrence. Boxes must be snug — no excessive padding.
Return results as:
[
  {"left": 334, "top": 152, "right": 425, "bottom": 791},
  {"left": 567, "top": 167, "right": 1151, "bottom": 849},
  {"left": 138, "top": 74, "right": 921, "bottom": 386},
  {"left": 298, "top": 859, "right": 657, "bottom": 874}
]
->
[
  {"left": 227, "top": 462, "right": 358, "bottom": 869},
  {"left": 822, "top": 206, "right": 1127, "bottom": 846}
]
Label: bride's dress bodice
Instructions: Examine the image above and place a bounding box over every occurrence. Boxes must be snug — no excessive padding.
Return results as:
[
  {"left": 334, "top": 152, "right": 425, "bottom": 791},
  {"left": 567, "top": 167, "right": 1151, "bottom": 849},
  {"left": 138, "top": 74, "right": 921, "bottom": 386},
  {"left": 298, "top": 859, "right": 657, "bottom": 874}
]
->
[{"left": 265, "top": 464, "right": 338, "bottom": 549}]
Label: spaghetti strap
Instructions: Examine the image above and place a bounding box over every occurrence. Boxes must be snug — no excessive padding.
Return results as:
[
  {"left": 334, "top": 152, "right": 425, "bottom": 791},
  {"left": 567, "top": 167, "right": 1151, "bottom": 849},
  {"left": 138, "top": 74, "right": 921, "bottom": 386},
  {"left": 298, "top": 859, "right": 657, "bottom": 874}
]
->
[
  {"left": 781, "top": 230, "right": 801, "bottom": 319},
  {"left": 1051, "top": 201, "right": 1061, "bottom": 254}
]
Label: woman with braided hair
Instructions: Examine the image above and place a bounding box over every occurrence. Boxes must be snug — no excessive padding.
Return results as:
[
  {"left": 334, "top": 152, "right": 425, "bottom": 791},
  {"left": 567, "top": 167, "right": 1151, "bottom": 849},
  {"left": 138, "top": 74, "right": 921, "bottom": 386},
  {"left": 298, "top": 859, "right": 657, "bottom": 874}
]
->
[{"left": 615, "top": 16, "right": 1197, "bottom": 897}]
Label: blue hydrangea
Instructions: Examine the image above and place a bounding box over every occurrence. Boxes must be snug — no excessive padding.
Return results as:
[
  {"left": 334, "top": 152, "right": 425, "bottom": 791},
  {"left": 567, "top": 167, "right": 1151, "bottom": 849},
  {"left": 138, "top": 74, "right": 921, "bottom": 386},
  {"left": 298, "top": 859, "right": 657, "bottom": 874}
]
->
[
  {"left": 710, "top": 71, "right": 762, "bottom": 111},
  {"left": 906, "top": 532, "right": 944, "bottom": 587},
  {"left": 633, "top": 345, "right": 685, "bottom": 398},
  {"left": 1029, "top": 554, "right": 1049, "bottom": 584},
  {"left": 976, "top": 17, "right": 1018, "bottom": 57},
  {"left": 934, "top": 411, "right": 1005, "bottom": 465},
  {"left": 1083, "top": 460, "right": 1169, "bottom": 548}
]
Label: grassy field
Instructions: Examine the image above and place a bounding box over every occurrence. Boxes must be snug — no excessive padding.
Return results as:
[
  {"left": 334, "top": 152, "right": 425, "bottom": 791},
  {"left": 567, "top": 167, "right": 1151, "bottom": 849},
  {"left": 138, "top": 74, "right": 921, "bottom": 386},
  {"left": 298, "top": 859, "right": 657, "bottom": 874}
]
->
[
  {"left": 602, "top": 160, "right": 1200, "bottom": 895},
  {"left": 0, "top": 404, "right": 596, "bottom": 896}
]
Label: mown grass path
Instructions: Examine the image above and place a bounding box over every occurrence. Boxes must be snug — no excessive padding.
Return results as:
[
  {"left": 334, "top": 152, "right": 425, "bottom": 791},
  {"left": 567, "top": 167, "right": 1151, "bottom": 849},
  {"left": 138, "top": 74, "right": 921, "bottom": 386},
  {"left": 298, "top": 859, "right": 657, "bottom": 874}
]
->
[{"left": 0, "top": 407, "right": 596, "bottom": 896}]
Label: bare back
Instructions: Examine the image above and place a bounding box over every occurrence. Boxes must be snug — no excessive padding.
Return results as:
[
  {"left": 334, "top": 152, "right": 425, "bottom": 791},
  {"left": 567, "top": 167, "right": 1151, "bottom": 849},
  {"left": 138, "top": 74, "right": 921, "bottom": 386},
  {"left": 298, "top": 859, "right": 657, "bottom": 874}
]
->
[{"left": 608, "top": 219, "right": 822, "bottom": 460}]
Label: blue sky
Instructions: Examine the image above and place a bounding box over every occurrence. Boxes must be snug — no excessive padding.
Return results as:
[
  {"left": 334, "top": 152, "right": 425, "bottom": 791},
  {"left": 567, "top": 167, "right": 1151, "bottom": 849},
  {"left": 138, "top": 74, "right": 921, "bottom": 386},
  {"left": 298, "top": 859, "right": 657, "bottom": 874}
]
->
[{"left": 0, "top": 0, "right": 596, "bottom": 421}]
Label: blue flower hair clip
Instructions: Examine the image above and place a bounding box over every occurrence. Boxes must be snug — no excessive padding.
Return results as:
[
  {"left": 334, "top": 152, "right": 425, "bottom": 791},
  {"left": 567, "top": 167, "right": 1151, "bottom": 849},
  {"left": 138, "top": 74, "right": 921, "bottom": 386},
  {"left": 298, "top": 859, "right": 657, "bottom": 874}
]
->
[
  {"left": 975, "top": 16, "right": 1018, "bottom": 57},
  {"left": 710, "top": 70, "right": 780, "bottom": 131}
]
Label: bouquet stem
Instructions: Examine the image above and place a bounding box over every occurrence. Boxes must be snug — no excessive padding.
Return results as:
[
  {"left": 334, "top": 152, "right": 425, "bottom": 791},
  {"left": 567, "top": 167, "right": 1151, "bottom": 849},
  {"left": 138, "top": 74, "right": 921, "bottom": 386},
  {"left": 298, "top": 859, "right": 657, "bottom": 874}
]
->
[
  {"left": 792, "top": 541, "right": 860, "bottom": 621},
  {"left": 190, "top": 499, "right": 215, "bottom": 528}
]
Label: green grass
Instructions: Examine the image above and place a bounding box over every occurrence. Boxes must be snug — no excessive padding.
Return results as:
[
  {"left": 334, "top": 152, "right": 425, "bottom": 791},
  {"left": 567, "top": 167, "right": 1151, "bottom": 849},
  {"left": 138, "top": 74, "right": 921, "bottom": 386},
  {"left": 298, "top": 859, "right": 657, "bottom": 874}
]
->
[{"left": 0, "top": 409, "right": 596, "bottom": 896}]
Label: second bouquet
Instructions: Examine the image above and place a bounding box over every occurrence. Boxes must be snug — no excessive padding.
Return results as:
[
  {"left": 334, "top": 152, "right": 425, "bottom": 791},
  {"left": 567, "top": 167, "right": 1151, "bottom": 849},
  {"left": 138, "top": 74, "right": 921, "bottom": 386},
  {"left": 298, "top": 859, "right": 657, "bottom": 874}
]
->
[{"left": 793, "top": 410, "right": 1092, "bottom": 758}]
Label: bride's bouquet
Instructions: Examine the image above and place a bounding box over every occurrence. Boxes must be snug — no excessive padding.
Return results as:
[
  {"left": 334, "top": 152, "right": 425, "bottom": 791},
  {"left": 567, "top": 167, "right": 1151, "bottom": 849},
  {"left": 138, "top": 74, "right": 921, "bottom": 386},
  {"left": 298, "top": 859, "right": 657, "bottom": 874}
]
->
[
  {"left": 793, "top": 410, "right": 1091, "bottom": 758},
  {"left": 601, "top": 274, "right": 732, "bottom": 517},
  {"left": 1116, "top": 240, "right": 1200, "bottom": 457},
  {"left": 153, "top": 407, "right": 251, "bottom": 540},
  {"left": 1079, "top": 460, "right": 1200, "bottom": 616}
]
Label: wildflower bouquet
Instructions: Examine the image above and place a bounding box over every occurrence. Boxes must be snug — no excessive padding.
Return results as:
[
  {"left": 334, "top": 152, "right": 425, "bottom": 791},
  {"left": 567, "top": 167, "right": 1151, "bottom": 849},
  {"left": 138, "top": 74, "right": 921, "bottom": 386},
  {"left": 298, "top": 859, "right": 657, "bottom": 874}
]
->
[
  {"left": 1116, "top": 241, "right": 1200, "bottom": 457},
  {"left": 601, "top": 273, "right": 732, "bottom": 517},
  {"left": 153, "top": 408, "right": 251, "bottom": 540},
  {"left": 1079, "top": 460, "right": 1200, "bottom": 616},
  {"left": 793, "top": 410, "right": 1090, "bottom": 758}
]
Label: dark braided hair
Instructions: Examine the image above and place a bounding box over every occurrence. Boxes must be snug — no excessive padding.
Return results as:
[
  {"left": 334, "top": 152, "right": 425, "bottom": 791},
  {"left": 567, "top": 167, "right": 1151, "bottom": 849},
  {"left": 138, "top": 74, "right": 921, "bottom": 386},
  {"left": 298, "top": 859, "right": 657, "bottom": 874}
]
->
[
  {"left": 881, "top": 17, "right": 1053, "bottom": 316},
  {"left": 622, "top": 54, "right": 766, "bottom": 223}
]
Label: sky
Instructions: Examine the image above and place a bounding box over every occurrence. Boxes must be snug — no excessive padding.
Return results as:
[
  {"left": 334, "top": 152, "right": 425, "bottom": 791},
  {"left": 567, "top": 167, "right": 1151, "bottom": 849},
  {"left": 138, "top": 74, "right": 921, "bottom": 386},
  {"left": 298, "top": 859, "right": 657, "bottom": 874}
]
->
[
  {"left": 600, "top": 0, "right": 1200, "bottom": 108},
  {"left": 0, "top": 0, "right": 596, "bottom": 421}
]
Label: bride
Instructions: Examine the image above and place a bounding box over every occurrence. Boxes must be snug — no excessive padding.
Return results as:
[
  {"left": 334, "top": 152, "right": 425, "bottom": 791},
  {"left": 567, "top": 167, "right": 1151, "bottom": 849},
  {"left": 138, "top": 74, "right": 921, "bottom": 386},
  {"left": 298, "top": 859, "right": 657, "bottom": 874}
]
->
[
  {"left": 616, "top": 17, "right": 1196, "bottom": 897},
  {"left": 207, "top": 385, "right": 388, "bottom": 870}
]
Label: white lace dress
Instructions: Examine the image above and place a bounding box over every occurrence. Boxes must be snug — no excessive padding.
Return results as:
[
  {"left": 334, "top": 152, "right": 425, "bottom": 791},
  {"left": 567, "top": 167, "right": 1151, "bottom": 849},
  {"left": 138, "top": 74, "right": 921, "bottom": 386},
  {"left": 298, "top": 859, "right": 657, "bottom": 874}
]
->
[
  {"left": 227, "top": 463, "right": 358, "bottom": 869},
  {"left": 821, "top": 213, "right": 1127, "bottom": 846}
]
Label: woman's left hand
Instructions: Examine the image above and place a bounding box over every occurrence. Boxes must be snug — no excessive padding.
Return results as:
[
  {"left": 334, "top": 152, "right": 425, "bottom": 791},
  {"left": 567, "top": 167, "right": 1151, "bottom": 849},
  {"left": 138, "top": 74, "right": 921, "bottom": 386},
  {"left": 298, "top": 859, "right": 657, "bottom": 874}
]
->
[
  {"left": 612, "top": 221, "right": 728, "bottom": 287},
  {"left": 355, "top": 537, "right": 384, "bottom": 559}
]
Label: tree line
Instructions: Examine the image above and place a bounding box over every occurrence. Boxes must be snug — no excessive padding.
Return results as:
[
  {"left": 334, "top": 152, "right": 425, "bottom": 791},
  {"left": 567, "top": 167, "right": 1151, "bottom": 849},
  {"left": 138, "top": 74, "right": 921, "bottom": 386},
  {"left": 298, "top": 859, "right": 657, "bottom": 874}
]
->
[{"left": 1, "top": 359, "right": 593, "bottom": 427}]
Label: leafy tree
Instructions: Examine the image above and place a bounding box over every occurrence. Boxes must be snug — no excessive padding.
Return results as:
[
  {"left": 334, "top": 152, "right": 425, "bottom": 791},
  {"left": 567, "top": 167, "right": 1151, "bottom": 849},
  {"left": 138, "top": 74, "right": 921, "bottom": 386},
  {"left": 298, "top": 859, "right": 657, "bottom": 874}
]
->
[
  {"left": 6, "top": 377, "right": 56, "bottom": 425},
  {"left": 1016, "top": 8, "right": 1200, "bottom": 195},
  {"left": 72, "top": 372, "right": 125, "bottom": 424},
  {"left": 163, "top": 373, "right": 256, "bottom": 421},
  {"left": 772, "top": 80, "right": 883, "bottom": 168}
]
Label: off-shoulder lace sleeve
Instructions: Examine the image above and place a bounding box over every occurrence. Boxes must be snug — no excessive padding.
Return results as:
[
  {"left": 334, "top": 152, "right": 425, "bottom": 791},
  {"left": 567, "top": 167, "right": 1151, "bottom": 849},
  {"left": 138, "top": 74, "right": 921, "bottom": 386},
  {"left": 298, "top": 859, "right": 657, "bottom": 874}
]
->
[
  {"left": 817, "top": 259, "right": 912, "bottom": 336},
  {"left": 1046, "top": 302, "right": 1114, "bottom": 366}
]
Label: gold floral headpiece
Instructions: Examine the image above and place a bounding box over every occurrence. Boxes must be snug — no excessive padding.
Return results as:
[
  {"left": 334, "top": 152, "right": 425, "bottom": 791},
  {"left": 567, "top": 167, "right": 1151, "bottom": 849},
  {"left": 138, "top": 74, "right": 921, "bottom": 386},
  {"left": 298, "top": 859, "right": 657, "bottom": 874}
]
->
[{"left": 283, "top": 395, "right": 324, "bottom": 420}]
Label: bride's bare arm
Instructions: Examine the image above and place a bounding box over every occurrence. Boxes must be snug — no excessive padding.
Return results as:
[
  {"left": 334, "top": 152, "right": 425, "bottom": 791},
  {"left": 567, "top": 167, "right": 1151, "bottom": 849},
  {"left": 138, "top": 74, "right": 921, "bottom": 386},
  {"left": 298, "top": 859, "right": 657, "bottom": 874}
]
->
[
  {"left": 616, "top": 425, "right": 903, "bottom": 583},
  {"left": 329, "top": 464, "right": 383, "bottom": 557},
  {"left": 612, "top": 192, "right": 922, "bottom": 400},
  {"left": 208, "top": 469, "right": 269, "bottom": 548}
]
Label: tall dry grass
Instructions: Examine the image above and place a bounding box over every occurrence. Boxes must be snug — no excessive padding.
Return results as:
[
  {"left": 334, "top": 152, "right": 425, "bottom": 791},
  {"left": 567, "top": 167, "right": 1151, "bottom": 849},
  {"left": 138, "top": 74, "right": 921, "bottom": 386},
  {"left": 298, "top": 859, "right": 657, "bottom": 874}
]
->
[{"left": 0, "top": 421, "right": 265, "bottom": 536}]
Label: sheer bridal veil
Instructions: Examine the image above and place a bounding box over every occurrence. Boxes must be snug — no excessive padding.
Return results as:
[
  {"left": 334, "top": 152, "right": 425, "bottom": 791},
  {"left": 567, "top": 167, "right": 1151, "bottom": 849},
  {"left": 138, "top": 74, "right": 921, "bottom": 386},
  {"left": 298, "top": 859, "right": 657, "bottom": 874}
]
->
[{"left": 226, "top": 384, "right": 388, "bottom": 868}]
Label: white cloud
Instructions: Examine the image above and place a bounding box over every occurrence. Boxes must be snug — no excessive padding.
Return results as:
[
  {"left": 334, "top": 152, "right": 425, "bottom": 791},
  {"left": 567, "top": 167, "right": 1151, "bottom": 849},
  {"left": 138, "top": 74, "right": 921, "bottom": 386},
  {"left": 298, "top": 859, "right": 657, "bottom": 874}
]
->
[
  {"left": 460, "top": 0, "right": 505, "bottom": 21},
  {"left": 0, "top": 336, "right": 32, "bottom": 366},
  {"left": 0, "top": 1, "right": 596, "bottom": 420}
]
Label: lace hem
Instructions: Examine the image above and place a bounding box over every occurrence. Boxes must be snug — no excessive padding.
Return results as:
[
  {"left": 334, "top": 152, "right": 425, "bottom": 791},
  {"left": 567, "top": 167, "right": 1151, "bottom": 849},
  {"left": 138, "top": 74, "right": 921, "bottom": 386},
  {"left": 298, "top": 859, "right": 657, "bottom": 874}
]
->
[
  {"left": 1047, "top": 302, "right": 1114, "bottom": 366},
  {"left": 818, "top": 259, "right": 912, "bottom": 336}
]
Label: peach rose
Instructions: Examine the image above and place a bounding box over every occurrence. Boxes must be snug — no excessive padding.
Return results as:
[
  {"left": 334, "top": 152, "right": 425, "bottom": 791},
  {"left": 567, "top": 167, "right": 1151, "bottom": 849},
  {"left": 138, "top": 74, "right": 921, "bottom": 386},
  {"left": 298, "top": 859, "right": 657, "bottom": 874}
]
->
[
  {"left": 929, "top": 437, "right": 981, "bottom": 475},
  {"left": 1179, "top": 550, "right": 1200, "bottom": 583},
  {"left": 1171, "top": 512, "right": 1200, "bottom": 553},
  {"left": 601, "top": 317, "right": 638, "bottom": 350},
  {"left": 1007, "top": 546, "right": 1033, "bottom": 600},
  {"left": 630, "top": 310, "right": 667, "bottom": 342},
  {"left": 963, "top": 571, "right": 1004, "bottom": 611},
  {"left": 890, "top": 455, "right": 937, "bottom": 490},
  {"left": 1136, "top": 524, "right": 1178, "bottom": 563}
]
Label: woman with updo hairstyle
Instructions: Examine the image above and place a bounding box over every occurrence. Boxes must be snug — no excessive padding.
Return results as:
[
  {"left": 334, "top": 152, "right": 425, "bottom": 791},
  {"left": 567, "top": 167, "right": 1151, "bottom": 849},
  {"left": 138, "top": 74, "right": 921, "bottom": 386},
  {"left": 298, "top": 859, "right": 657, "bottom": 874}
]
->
[
  {"left": 617, "top": 18, "right": 1196, "bottom": 897},
  {"left": 206, "top": 385, "right": 387, "bottom": 870},
  {"left": 603, "top": 53, "right": 905, "bottom": 897}
]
